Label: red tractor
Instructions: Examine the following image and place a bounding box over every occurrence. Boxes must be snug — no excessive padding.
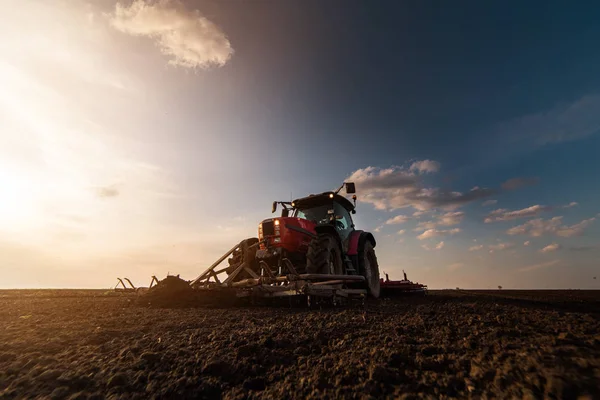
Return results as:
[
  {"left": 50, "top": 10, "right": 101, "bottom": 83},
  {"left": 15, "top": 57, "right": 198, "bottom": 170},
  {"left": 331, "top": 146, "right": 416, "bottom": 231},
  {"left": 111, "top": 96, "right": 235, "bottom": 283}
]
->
[{"left": 223, "top": 182, "right": 381, "bottom": 298}]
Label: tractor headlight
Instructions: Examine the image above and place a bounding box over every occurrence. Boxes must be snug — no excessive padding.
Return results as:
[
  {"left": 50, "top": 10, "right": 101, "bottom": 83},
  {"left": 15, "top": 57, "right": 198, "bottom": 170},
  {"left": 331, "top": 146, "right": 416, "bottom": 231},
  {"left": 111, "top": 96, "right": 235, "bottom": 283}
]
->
[
  {"left": 274, "top": 219, "right": 280, "bottom": 226},
  {"left": 329, "top": 193, "right": 334, "bottom": 198}
]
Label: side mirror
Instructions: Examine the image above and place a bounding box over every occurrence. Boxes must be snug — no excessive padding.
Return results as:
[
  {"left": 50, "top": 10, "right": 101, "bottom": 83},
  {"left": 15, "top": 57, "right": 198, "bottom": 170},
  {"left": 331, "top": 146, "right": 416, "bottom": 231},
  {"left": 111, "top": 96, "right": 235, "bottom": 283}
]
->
[
  {"left": 282, "top": 209, "right": 289, "bottom": 217},
  {"left": 345, "top": 182, "right": 356, "bottom": 194},
  {"left": 272, "top": 201, "right": 277, "bottom": 213}
]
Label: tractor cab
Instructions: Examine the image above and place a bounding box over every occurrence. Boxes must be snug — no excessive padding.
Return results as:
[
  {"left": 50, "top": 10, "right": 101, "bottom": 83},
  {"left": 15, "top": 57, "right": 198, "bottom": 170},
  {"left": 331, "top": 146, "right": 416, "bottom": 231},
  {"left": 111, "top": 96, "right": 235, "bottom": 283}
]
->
[{"left": 268, "top": 182, "right": 357, "bottom": 245}]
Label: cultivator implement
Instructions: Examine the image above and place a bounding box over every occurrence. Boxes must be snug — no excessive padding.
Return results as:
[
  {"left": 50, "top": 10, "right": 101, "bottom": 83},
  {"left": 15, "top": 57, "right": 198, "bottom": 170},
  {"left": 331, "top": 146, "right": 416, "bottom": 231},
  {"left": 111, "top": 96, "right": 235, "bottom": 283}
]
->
[
  {"left": 380, "top": 271, "right": 428, "bottom": 296},
  {"left": 114, "top": 276, "right": 159, "bottom": 293},
  {"left": 189, "top": 240, "right": 368, "bottom": 305}
]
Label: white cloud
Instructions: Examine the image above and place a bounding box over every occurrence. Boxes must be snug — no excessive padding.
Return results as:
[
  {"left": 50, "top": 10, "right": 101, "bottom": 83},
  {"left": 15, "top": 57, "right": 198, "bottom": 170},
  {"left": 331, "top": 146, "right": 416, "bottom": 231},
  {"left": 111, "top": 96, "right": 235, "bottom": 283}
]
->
[
  {"left": 482, "top": 199, "right": 497, "bottom": 206},
  {"left": 413, "top": 210, "right": 426, "bottom": 217},
  {"left": 501, "top": 177, "right": 539, "bottom": 191},
  {"left": 414, "top": 221, "right": 437, "bottom": 232},
  {"left": 109, "top": 0, "right": 233, "bottom": 69},
  {"left": 518, "top": 259, "right": 560, "bottom": 273},
  {"left": 556, "top": 218, "right": 596, "bottom": 237},
  {"left": 489, "top": 242, "right": 515, "bottom": 253},
  {"left": 540, "top": 243, "right": 561, "bottom": 253},
  {"left": 484, "top": 205, "right": 550, "bottom": 223},
  {"left": 421, "top": 241, "right": 445, "bottom": 251},
  {"left": 409, "top": 160, "right": 440, "bottom": 174},
  {"left": 437, "top": 211, "right": 464, "bottom": 226},
  {"left": 469, "top": 244, "right": 483, "bottom": 251},
  {"left": 564, "top": 202, "right": 578, "bottom": 208},
  {"left": 346, "top": 165, "right": 493, "bottom": 211},
  {"left": 373, "top": 225, "right": 383, "bottom": 233},
  {"left": 385, "top": 215, "right": 410, "bottom": 225},
  {"left": 507, "top": 216, "right": 595, "bottom": 238},
  {"left": 397, "top": 229, "right": 406, "bottom": 235},
  {"left": 524, "top": 241, "right": 530, "bottom": 246},
  {"left": 417, "top": 228, "right": 460, "bottom": 240}
]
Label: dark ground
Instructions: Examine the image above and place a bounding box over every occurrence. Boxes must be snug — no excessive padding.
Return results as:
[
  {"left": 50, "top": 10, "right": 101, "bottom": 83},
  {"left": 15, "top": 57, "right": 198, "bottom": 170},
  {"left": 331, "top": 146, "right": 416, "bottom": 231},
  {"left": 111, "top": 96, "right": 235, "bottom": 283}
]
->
[{"left": 0, "top": 290, "right": 599, "bottom": 399}]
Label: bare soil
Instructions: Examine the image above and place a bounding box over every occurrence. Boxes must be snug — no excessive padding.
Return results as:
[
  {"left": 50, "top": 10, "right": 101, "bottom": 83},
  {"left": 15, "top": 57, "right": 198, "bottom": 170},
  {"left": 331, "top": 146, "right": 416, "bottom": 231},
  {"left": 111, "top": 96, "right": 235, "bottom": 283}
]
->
[{"left": 0, "top": 289, "right": 599, "bottom": 399}]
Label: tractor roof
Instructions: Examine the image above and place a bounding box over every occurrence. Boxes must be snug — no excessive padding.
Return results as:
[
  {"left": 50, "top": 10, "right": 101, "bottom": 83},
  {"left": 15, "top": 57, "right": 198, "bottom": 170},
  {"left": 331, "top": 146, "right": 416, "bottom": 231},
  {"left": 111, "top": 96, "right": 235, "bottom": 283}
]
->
[{"left": 292, "top": 191, "right": 355, "bottom": 212}]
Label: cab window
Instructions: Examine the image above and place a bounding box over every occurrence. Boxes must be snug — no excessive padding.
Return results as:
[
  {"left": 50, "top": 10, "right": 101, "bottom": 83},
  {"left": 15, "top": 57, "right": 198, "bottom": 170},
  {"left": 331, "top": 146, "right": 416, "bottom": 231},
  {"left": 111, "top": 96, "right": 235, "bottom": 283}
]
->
[{"left": 333, "top": 202, "right": 352, "bottom": 230}]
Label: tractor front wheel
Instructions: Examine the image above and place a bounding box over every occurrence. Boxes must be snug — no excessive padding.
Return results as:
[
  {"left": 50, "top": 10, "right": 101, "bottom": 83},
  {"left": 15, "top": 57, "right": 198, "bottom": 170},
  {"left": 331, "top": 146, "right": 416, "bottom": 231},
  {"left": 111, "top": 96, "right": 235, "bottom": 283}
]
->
[
  {"left": 360, "top": 240, "right": 380, "bottom": 298},
  {"left": 306, "top": 233, "right": 343, "bottom": 275}
]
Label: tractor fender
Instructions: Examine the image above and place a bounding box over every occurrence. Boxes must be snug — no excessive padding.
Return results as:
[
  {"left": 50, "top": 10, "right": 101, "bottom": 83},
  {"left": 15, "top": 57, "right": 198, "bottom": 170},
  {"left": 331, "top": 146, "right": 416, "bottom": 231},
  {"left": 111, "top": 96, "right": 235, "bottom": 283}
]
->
[
  {"left": 313, "top": 225, "right": 344, "bottom": 255},
  {"left": 347, "top": 231, "right": 376, "bottom": 256}
]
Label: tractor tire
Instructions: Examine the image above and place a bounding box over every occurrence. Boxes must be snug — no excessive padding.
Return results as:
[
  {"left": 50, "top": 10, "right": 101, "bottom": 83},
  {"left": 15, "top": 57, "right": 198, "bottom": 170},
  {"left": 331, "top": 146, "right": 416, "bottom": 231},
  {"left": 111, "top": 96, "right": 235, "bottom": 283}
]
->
[
  {"left": 306, "top": 233, "right": 343, "bottom": 275},
  {"left": 226, "top": 238, "right": 259, "bottom": 278},
  {"left": 360, "top": 240, "right": 380, "bottom": 298}
]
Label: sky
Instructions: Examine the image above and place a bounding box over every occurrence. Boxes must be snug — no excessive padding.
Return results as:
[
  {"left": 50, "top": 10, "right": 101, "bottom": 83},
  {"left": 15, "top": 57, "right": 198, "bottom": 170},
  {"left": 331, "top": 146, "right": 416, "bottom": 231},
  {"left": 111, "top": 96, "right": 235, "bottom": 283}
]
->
[{"left": 1, "top": 0, "right": 599, "bottom": 289}]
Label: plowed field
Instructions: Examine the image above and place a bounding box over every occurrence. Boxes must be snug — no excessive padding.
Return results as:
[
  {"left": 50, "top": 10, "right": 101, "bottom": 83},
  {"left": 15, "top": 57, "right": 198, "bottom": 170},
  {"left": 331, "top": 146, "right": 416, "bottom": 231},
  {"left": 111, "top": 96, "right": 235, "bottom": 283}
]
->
[{"left": 1, "top": 290, "right": 599, "bottom": 399}]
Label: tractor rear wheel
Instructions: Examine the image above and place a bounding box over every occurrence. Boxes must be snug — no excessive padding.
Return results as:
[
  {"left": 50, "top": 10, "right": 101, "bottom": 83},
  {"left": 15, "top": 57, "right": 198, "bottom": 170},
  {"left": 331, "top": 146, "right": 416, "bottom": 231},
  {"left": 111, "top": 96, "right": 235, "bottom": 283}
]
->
[
  {"left": 360, "top": 240, "right": 380, "bottom": 298},
  {"left": 306, "top": 233, "right": 343, "bottom": 275}
]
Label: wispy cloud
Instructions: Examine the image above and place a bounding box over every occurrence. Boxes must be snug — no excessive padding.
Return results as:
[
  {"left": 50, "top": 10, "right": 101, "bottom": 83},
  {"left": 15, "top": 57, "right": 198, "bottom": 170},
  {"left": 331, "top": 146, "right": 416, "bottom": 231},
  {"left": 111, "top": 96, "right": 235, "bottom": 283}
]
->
[
  {"left": 507, "top": 216, "right": 596, "bottom": 238},
  {"left": 421, "top": 241, "right": 445, "bottom": 251},
  {"left": 409, "top": 159, "right": 440, "bottom": 174},
  {"left": 482, "top": 199, "right": 497, "bottom": 207},
  {"left": 385, "top": 215, "right": 410, "bottom": 225},
  {"left": 524, "top": 241, "right": 530, "bottom": 246},
  {"left": 469, "top": 244, "right": 484, "bottom": 251},
  {"left": 489, "top": 242, "right": 515, "bottom": 253},
  {"left": 484, "top": 205, "right": 551, "bottom": 223},
  {"left": 109, "top": 0, "right": 234, "bottom": 69},
  {"left": 518, "top": 259, "right": 560, "bottom": 273},
  {"left": 437, "top": 211, "right": 464, "bottom": 226},
  {"left": 417, "top": 228, "right": 460, "bottom": 240},
  {"left": 540, "top": 243, "right": 561, "bottom": 253},
  {"left": 397, "top": 229, "right": 406, "bottom": 235},
  {"left": 492, "top": 95, "right": 600, "bottom": 150}
]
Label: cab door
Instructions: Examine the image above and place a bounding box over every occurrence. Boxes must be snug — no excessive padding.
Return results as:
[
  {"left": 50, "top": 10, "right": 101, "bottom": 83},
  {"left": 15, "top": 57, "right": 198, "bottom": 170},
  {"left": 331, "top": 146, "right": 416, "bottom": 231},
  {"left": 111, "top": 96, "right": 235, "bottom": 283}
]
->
[{"left": 333, "top": 202, "right": 354, "bottom": 249}]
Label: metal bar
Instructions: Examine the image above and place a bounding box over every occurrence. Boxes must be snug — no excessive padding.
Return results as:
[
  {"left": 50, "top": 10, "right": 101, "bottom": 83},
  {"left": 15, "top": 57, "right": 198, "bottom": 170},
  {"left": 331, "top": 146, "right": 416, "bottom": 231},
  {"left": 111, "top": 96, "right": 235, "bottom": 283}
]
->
[
  {"left": 281, "top": 258, "right": 299, "bottom": 276},
  {"left": 214, "top": 267, "right": 230, "bottom": 275},
  {"left": 150, "top": 276, "right": 159, "bottom": 288},
  {"left": 259, "top": 261, "right": 276, "bottom": 279},
  {"left": 210, "top": 271, "right": 221, "bottom": 284},
  {"left": 243, "top": 267, "right": 260, "bottom": 279},
  {"left": 223, "top": 262, "right": 247, "bottom": 284},
  {"left": 191, "top": 241, "right": 242, "bottom": 285},
  {"left": 312, "top": 280, "right": 346, "bottom": 286},
  {"left": 124, "top": 278, "right": 136, "bottom": 289},
  {"left": 116, "top": 278, "right": 126, "bottom": 289},
  {"left": 297, "top": 274, "right": 365, "bottom": 282}
]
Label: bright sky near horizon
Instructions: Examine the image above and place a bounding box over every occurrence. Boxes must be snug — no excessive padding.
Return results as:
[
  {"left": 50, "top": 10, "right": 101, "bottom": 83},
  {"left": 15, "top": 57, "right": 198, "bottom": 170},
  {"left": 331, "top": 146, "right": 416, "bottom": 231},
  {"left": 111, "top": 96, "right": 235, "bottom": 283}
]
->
[{"left": 1, "top": 0, "right": 599, "bottom": 289}]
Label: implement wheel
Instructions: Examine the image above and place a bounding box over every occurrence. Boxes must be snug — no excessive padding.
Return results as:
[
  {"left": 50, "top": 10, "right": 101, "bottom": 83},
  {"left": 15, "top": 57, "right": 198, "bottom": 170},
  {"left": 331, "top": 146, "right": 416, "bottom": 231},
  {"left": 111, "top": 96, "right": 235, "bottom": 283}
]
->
[
  {"left": 360, "top": 240, "right": 380, "bottom": 298},
  {"left": 306, "top": 233, "right": 343, "bottom": 275}
]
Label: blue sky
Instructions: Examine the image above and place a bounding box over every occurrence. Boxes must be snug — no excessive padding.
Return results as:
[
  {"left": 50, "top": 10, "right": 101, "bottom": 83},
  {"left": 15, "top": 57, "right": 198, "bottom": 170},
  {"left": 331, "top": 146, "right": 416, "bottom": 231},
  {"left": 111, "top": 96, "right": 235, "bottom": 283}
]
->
[{"left": 0, "top": 0, "right": 599, "bottom": 288}]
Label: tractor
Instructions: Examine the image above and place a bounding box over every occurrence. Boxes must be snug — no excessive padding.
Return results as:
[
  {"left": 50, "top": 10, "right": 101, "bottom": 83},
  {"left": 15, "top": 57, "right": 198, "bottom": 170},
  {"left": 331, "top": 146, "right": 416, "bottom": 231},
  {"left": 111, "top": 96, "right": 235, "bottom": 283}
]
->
[{"left": 222, "top": 182, "right": 381, "bottom": 298}]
